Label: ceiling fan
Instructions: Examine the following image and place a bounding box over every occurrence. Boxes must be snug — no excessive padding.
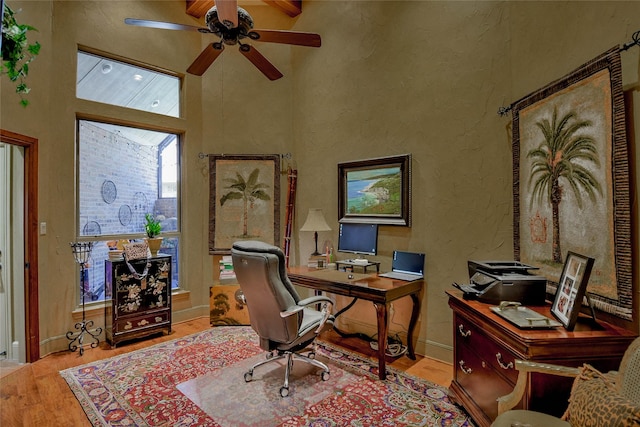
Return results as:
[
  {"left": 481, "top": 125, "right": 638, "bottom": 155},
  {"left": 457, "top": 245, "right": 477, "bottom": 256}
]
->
[{"left": 125, "top": 0, "right": 321, "bottom": 80}]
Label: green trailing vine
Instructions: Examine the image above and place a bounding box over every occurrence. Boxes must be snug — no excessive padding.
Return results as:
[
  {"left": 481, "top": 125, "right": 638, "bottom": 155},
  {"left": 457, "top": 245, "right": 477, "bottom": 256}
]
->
[{"left": 1, "top": 3, "right": 40, "bottom": 107}]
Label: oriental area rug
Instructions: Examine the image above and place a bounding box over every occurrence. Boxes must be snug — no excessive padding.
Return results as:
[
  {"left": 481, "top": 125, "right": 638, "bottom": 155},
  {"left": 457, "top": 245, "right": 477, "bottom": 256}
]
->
[{"left": 60, "top": 326, "right": 473, "bottom": 426}]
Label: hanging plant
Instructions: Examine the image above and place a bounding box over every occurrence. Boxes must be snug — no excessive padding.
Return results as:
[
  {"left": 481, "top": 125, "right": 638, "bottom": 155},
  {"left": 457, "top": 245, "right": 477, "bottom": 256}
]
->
[{"left": 1, "top": 3, "right": 40, "bottom": 107}]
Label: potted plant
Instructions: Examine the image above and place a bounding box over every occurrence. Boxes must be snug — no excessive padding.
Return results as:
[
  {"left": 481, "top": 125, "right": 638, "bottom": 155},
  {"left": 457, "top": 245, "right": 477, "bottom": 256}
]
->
[
  {"left": 144, "top": 213, "right": 163, "bottom": 256},
  {"left": 1, "top": 2, "right": 41, "bottom": 107}
]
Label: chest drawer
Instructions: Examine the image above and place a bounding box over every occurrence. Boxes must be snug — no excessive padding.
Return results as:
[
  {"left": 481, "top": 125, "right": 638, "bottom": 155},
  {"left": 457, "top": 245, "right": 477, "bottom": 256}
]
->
[
  {"left": 114, "top": 310, "right": 170, "bottom": 334},
  {"left": 455, "top": 313, "right": 518, "bottom": 383},
  {"left": 456, "top": 342, "right": 517, "bottom": 421}
]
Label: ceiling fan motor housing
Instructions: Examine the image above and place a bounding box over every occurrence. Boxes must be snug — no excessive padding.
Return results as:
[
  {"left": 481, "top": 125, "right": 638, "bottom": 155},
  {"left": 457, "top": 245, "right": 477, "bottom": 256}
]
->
[{"left": 206, "top": 6, "right": 254, "bottom": 45}]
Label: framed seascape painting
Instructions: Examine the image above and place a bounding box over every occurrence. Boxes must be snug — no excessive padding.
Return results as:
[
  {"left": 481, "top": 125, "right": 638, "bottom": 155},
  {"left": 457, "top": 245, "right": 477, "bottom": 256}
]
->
[
  {"left": 511, "top": 47, "right": 633, "bottom": 321},
  {"left": 338, "top": 154, "right": 412, "bottom": 226},
  {"left": 209, "top": 154, "right": 280, "bottom": 254},
  {"left": 551, "top": 252, "right": 595, "bottom": 331}
]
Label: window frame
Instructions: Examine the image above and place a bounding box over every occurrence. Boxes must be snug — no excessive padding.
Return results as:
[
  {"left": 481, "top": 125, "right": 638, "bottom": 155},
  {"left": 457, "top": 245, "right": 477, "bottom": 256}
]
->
[{"left": 75, "top": 46, "right": 184, "bottom": 306}]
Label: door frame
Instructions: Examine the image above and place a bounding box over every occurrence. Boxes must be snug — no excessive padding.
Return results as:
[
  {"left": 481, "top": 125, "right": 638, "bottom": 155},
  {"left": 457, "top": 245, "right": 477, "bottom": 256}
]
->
[{"left": 0, "top": 129, "right": 39, "bottom": 362}]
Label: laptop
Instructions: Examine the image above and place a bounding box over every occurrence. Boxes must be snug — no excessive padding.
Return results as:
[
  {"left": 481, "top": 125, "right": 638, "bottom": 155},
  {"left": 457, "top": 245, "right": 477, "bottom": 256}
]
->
[{"left": 379, "top": 251, "right": 425, "bottom": 281}]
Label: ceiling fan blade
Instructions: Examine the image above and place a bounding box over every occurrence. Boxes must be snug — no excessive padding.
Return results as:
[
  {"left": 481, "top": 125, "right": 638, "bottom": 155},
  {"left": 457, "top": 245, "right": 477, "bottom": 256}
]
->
[
  {"left": 239, "top": 45, "right": 283, "bottom": 81},
  {"left": 124, "top": 18, "right": 208, "bottom": 33},
  {"left": 215, "top": 0, "right": 239, "bottom": 29},
  {"left": 249, "top": 30, "right": 321, "bottom": 47},
  {"left": 187, "top": 44, "right": 225, "bottom": 76}
]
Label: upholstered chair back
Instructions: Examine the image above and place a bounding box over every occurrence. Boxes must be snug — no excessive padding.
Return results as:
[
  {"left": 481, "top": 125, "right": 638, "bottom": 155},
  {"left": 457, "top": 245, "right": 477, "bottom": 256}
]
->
[
  {"left": 231, "top": 240, "right": 302, "bottom": 347},
  {"left": 617, "top": 337, "right": 640, "bottom": 405}
]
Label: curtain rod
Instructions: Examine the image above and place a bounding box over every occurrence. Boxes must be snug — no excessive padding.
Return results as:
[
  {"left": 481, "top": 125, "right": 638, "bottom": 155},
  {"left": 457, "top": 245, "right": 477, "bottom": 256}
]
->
[{"left": 198, "top": 152, "right": 292, "bottom": 160}]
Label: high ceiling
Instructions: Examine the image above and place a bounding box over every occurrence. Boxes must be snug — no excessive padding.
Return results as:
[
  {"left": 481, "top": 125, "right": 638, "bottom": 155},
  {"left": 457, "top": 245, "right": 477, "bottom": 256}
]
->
[
  {"left": 75, "top": 0, "right": 306, "bottom": 146},
  {"left": 185, "top": 0, "right": 302, "bottom": 19}
]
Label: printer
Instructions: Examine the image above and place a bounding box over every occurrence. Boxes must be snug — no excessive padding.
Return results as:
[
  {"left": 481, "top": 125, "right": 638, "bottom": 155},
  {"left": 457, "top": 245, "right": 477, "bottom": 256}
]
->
[{"left": 454, "top": 260, "right": 547, "bottom": 305}]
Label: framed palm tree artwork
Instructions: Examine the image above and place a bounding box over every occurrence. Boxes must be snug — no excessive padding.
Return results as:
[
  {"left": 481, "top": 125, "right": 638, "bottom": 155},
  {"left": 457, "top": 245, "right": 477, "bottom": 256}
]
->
[
  {"left": 511, "top": 47, "right": 633, "bottom": 321},
  {"left": 209, "top": 154, "right": 280, "bottom": 254}
]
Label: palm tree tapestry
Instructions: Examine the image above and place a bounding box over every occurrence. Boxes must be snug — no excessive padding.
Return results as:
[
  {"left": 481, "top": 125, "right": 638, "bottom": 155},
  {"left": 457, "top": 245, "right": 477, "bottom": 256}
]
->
[
  {"left": 209, "top": 155, "right": 280, "bottom": 253},
  {"left": 511, "top": 47, "right": 632, "bottom": 321}
]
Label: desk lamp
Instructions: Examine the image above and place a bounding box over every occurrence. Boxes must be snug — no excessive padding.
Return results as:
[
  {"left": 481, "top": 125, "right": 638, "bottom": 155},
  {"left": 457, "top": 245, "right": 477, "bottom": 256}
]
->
[
  {"left": 66, "top": 241, "right": 102, "bottom": 355},
  {"left": 300, "top": 208, "right": 331, "bottom": 256}
]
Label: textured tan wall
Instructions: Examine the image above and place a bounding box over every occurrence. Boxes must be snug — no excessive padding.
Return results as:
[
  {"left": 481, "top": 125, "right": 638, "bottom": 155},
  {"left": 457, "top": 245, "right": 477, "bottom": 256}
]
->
[
  {"left": 287, "top": 1, "right": 515, "bottom": 360},
  {"left": 287, "top": 1, "right": 640, "bottom": 360},
  {"left": 1, "top": 1, "right": 638, "bottom": 361}
]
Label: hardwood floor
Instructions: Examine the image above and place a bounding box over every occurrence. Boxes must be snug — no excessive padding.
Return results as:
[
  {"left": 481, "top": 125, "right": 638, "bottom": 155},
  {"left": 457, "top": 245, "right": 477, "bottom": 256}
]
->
[{"left": 0, "top": 317, "right": 453, "bottom": 426}]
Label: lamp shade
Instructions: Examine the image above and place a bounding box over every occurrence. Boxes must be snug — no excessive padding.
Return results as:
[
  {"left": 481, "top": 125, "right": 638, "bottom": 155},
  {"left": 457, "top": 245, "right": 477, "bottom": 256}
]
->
[
  {"left": 300, "top": 208, "right": 331, "bottom": 232},
  {"left": 70, "top": 241, "right": 94, "bottom": 265}
]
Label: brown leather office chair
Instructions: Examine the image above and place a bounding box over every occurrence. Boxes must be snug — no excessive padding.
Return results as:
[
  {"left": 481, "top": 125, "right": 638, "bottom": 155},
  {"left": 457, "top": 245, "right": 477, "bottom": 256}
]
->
[
  {"left": 492, "top": 336, "right": 640, "bottom": 427},
  {"left": 231, "top": 240, "right": 335, "bottom": 397}
]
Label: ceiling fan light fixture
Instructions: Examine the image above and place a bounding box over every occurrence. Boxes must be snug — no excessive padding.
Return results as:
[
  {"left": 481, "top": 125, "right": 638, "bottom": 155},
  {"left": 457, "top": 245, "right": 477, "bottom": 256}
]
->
[
  {"left": 124, "top": 1, "right": 321, "bottom": 80},
  {"left": 205, "top": 6, "right": 254, "bottom": 40}
]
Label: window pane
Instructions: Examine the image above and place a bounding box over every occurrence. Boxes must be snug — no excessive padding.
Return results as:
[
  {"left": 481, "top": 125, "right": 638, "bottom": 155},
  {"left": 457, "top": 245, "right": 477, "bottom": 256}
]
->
[
  {"left": 77, "top": 51, "right": 180, "bottom": 118},
  {"left": 159, "top": 237, "right": 180, "bottom": 288},
  {"left": 77, "top": 119, "right": 181, "bottom": 303},
  {"left": 78, "top": 120, "right": 180, "bottom": 236},
  {"left": 160, "top": 138, "right": 178, "bottom": 198}
]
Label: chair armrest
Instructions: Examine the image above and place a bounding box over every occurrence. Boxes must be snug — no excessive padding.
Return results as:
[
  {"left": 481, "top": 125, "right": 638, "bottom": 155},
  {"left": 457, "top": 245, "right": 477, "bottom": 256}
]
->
[
  {"left": 497, "top": 359, "right": 581, "bottom": 415},
  {"left": 297, "top": 296, "right": 334, "bottom": 307},
  {"left": 280, "top": 296, "right": 334, "bottom": 333},
  {"left": 280, "top": 296, "right": 333, "bottom": 317}
]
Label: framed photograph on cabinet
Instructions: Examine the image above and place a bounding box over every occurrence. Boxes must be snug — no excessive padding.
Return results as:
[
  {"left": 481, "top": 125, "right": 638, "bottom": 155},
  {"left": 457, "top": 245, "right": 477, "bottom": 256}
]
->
[
  {"left": 209, "top": 154, "right": 280, "bottom": 254},
  {"left": 551, "top": 251, "right": 595, "bottom": 331},
  {"left": 338, "top": 154, "right": 411, "bottom": 226}
]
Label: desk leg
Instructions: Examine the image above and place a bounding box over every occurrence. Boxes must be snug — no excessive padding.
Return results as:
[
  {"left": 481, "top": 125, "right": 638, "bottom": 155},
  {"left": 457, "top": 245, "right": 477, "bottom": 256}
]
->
[
  {"left": 373, "top": 302, "right": 389, "bottom": 380},
  {"left": 407, "top": 293, "right": 420, "bottom": 360}
]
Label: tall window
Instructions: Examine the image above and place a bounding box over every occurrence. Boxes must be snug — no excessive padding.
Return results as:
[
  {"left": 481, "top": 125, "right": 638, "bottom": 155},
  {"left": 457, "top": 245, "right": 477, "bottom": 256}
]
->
[{"left": 76, "top": 49, "right": 181, "bottom": 304}]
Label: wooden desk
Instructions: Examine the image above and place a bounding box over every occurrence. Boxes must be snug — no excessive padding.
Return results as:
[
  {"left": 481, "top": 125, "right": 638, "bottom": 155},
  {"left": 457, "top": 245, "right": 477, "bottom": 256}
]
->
[
  {"left": 447, "top": 290, "right": 637, "bottom": 427},
  {"left": 288, "top": 266, "right": 424, "bottom": 380}
]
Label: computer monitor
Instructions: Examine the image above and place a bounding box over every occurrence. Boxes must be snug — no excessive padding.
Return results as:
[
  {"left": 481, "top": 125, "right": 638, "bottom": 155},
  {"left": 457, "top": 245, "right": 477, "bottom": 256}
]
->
[{"left": 337, "top": 223, "right": 378, "bottom": 260}]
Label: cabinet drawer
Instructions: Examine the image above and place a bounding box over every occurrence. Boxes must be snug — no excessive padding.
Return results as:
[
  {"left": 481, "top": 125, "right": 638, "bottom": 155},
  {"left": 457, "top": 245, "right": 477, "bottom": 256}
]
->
[
  {"left": 456, "top": 342, "right": 516, "bottom": 421},
  {"left": 115, "top": 311, "right": 170, "bottom": 333},
  {"left": 455, "top": 314, "right": 518, "bottom": 383}
]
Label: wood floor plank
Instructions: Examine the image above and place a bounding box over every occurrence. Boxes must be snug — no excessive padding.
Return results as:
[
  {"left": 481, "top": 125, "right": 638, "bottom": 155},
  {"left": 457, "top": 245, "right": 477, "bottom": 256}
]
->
[{"left": 0, "top": 317, "right": 453, "bottom": 426}]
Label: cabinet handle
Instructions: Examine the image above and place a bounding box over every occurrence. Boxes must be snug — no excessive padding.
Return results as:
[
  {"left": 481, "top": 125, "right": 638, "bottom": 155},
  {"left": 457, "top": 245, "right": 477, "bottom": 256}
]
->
[
  {"left": 458, "top": 324, "right": 471, "bottom": 337},
  {"left": 458, "top": 360, "right": 472, "bottom": 374},
  {"left": 495, "top": 352, "right": 513, "bottom": 370}
]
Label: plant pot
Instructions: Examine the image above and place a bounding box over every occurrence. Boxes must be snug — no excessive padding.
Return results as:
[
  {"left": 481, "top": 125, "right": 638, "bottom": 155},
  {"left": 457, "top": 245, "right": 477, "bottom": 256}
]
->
[{"left": 145, "top": 237, "right": 163, "bottom": 257}]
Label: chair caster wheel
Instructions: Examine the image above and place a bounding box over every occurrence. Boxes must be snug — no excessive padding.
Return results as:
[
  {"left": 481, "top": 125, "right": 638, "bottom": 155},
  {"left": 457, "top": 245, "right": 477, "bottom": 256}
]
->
[
  {"left": 280, "top": 386, "right": 289, "bottom": 397},
  {"left": 244, "top": 371, "right": 253, "bottom": 382},
  {"left": 321, "top": 371, "right": 330, "bottom": 381}
]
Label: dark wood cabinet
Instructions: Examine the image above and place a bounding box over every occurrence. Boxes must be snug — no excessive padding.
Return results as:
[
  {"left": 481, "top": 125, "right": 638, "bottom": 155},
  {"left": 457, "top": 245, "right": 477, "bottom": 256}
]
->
[
  {"left": 105, "top": 255, "right": 172, "bottom": 347},
  {"left": 447, "top": 290, "right": 636, "bottom": 427}
]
